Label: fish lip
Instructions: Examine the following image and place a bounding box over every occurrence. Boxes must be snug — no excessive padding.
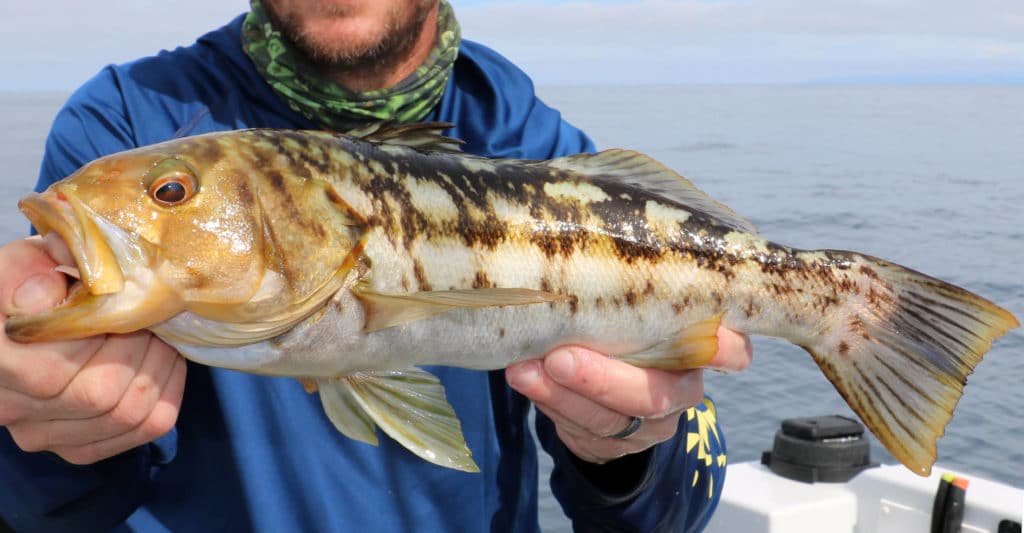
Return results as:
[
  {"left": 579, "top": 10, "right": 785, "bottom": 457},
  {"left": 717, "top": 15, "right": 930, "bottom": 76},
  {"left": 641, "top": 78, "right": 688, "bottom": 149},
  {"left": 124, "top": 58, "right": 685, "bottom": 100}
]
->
[
  {"left": 18, "top": 188, "right": 124, "bottom": 296},
  {"left": 9, "top": 190, "right": 180, "bottom": 343}
]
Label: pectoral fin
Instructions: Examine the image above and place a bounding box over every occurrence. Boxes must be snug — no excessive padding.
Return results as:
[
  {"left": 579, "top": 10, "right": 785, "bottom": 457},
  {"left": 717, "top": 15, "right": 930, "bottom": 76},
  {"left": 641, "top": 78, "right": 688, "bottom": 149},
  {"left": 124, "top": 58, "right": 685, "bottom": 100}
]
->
[
  {"left": 617, "top": 314, "right": 723, "bottom": 370},
  {"left": 353, "top": 286, "right": 572, "bottom": 332},
  {"left": 316, "top": 378, "right": 379, "bottom": 445},
  {"left": 315, "top": 369, "right": 479, "bottom": 472}
]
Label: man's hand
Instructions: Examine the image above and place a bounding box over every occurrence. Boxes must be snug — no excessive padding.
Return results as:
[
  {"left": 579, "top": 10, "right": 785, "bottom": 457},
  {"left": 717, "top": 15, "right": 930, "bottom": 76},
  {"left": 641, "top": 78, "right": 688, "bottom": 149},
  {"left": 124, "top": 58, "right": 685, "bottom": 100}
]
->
[
  {"left": 0, "top": 236, "right": 186, "bottom": 465},
  {"left": 506, "top": 329, "right": 751, "bottom": 463}
]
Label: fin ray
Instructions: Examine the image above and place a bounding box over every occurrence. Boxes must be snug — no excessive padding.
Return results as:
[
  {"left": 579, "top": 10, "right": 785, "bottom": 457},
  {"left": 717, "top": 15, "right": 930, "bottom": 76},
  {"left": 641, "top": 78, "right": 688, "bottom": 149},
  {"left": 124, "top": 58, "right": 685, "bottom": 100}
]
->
[
  {"left": 804, "top": 255, "right": 1018, "bottom": 475},
  {"left": 542, "top": 149, "right": 757, "bottom": 234},
  {"left": 317, "top": 378, "right": 379, "bottom": 445},
  {"left": 342, "top": 369, "right": 479, "bottom": 472},
  {"left": 344, "top": 121, "right": 464, "bottom": 153}
]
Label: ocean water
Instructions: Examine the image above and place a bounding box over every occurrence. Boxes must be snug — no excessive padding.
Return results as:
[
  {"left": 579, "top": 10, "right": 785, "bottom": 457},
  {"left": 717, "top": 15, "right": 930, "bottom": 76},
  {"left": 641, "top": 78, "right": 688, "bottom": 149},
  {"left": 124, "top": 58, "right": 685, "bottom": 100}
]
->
[{"left": 1, "top": 87, "right": 1022, "bottom": 531}]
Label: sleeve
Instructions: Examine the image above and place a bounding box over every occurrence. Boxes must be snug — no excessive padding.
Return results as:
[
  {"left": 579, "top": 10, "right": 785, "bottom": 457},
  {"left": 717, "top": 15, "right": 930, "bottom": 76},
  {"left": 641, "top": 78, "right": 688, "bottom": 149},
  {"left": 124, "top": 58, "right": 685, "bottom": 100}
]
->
[
  {"left": 538, "top": 398, "right": 727, "bottom": 533},
  {"left": 0, "top": 67, "right": 179, "bottom": 533},
  {"left": 437, "top": 40, "right": 598, "bottom": 160}
]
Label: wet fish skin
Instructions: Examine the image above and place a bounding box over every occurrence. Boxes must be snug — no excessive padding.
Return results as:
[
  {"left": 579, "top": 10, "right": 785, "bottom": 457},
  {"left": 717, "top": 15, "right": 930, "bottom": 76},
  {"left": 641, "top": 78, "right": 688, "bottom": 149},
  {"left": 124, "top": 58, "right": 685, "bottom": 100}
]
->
[{"left": 6, "top": 123, "right": 1018, "bottom": 475}]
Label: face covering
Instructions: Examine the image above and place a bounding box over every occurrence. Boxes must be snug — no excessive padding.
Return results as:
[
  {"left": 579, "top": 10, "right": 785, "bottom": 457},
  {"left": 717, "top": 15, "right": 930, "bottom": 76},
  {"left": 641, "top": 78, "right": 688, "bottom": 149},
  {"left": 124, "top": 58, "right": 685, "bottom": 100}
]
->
[{"left": 242, "top": 0, "right": 461, "bottom": 130}]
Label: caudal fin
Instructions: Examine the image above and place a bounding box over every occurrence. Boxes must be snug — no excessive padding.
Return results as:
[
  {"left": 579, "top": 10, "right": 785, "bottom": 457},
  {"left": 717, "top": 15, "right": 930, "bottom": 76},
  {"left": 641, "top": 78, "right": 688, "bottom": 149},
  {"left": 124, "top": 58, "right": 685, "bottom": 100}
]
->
[{"left": 803, "top": 256, "right": 1018, "bottom": 476}]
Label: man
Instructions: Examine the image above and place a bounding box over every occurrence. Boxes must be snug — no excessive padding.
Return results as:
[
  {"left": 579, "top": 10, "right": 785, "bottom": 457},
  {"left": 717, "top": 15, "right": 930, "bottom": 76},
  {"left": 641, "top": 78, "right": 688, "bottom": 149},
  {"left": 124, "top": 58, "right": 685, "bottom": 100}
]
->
[{"left": 0, "top": 1, "right": 752, "bottom": 531}]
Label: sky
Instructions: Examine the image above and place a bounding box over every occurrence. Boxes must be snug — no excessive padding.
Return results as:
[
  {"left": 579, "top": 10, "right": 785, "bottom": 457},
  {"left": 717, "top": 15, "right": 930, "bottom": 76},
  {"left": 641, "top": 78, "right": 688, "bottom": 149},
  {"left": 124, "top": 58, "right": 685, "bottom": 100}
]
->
[{"left": 1, "top": 0, "right": 1021, "bottom": 91}]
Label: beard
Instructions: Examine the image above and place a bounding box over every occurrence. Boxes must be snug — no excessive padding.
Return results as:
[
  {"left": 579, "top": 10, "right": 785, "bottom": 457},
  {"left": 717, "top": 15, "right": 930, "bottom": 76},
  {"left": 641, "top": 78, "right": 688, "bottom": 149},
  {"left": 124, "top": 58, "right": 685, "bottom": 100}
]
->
[{"left": 265, "top": 1, "right": 436, "bottom": 76}]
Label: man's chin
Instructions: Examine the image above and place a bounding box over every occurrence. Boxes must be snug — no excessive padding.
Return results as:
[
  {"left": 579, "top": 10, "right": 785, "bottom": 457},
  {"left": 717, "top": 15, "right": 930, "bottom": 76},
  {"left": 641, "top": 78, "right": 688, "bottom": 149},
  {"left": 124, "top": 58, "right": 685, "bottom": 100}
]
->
[{"left": 266, "top": 0, "right": 434, "bottom": 73}]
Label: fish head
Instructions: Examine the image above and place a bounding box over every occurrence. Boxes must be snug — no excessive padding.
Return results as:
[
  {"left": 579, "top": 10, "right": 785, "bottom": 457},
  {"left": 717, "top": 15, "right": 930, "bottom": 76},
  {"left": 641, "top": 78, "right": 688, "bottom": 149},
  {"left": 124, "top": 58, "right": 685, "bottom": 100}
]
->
[{"left": 7, "top": 131, "right": 366, "bottom": 345}]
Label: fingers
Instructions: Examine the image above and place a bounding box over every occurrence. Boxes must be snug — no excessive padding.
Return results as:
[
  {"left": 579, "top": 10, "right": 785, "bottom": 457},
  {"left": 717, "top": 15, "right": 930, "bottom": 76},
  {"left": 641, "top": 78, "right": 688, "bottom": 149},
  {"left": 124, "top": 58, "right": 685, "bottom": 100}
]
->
[
  {"left": 49, "top": 354, "right": 186, "bottom": 465},
  {"left": 5, "top": 337, "right": 186, "bottom": 463},
  {"left": 515, "top": 347, "right": 704, "bottom": 420},
  {"left": 0, "top": 235, "right": 186, "bottom": 464},
  {"left": 508, "top": 328, "right": 753, "bottom": 464},
  {"left": 0, "top": 236, "right": 68, "bottom": 317},
  {"left": 9, "top": 333, "right": 161, "bottom": 434},
  {"left": 0, "top": 237, "right": 104, "bottom": 399},
  {"left": 705, "top": 326, "right": 753, "bottom": 373},
  {"left": 39, "top": 332, "right": 151, "bottom": 420},
  {"left": 507, "top": 346, "right": 704, "bottom": 463}
]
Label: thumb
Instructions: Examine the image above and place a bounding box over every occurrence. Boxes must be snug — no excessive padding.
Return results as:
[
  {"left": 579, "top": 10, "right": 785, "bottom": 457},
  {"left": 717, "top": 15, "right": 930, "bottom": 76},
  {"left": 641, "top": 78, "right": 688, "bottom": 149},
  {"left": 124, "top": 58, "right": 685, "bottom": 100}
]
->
[
  {"left": 0, "top": 238, "right": 68, "bottom": 317},
  {"left": 10, "top": 273, "right": 67, "bottom": 316}
]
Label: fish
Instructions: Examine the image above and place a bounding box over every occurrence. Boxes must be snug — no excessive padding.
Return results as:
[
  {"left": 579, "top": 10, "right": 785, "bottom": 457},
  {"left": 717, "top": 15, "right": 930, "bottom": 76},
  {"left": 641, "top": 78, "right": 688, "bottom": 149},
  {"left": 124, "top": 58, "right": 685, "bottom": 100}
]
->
[{"left": 5, "top": 122, "right": 1018, "bottom": 475}]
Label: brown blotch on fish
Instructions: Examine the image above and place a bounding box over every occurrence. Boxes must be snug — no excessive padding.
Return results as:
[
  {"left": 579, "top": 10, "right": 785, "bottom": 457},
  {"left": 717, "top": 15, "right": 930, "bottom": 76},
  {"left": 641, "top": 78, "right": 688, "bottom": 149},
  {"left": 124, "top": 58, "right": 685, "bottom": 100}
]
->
[
  {"left": 235, "top": 181, "right": 256, "bottom": 212},
  {"left": 192, "top": 138, "right": 225, "bottom": 163},
  {"left": 266, "top": 170, "right": 327, "bottom": 239},
  {"left": 412, "top": 260, "right": 431, "bottom": 291},
  {"left": 472, "top": 271, "right": 491, "bottom": 289},
  {"left": 836, "top": 274, "right": 857, "bottom": 294},
  {"left": 839, "top": 341, "right": 850, "bottom": 356},
  {"left": 849, "top": 316, "right": 871, "bottom": 340},
  {"left": 297, "top": 147, "right": 332, "bottom": 175},
  {"left": 461, "top": 212, "right": 507, "bottom": 250},
  {"left": 531, "top": 229, "right": 560, "bottom": 259},
  {"left": 817, "top": 294, "right": 840, "bottom": 311},
  {"left": 182, "top": 265, "right": 212, "bottom": 290},
  {"left": 608, "top": 235, "right": 663, "bottom": 264}
]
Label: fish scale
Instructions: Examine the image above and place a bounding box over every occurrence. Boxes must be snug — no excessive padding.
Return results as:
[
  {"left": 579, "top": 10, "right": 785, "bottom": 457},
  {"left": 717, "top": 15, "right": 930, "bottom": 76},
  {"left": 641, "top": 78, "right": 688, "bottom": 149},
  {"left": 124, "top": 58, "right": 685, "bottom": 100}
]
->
[{"left": 6, "top": 122, "right": 1018, "bottom": 475}]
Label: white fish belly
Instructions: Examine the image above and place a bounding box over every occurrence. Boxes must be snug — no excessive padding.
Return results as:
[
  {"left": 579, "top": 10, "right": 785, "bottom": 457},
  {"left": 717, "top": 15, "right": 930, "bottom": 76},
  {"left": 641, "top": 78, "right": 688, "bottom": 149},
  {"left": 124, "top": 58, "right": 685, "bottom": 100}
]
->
[{"left": 202, "top": 287, "right": 701, "bottom": 378}]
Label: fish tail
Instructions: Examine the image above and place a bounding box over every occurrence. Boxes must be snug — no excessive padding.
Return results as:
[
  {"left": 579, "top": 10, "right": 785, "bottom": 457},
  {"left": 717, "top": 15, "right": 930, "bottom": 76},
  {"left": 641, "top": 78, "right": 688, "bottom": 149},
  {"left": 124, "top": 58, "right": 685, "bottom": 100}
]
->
[{"left": 802, "top": 255, "right": 1018, "bottom": 476}]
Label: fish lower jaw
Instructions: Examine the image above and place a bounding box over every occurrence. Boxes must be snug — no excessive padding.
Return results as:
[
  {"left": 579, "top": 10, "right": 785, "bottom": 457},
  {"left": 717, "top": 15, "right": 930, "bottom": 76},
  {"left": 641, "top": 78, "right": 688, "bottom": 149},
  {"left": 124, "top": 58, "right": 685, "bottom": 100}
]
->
[{"left": 4, "top": 279, "right": 122, "bottom": 341}]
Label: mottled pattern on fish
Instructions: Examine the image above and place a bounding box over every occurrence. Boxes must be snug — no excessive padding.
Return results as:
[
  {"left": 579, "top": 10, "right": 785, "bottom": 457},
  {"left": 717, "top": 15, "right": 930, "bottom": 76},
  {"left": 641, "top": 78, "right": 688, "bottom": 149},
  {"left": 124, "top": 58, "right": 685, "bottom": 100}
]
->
[
  {"left": 7, "top": 124, "right": 1018, "bottom": 475},
  {"left": 215, "top": 129, "right": 845, "bottom": 321},
  {"left": 211, "top": 131, "right": 879, "bottom": 348}
]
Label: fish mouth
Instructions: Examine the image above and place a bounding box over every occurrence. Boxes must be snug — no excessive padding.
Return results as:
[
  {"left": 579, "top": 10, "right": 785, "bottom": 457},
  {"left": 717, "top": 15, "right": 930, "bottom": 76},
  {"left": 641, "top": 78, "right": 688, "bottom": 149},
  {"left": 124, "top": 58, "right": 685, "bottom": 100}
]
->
[
  {"left": 5, "top": 188, "right": 130, "bottom": 342},
  {"left": 18, "top": 187, "right": 125, "bottom": 296}
]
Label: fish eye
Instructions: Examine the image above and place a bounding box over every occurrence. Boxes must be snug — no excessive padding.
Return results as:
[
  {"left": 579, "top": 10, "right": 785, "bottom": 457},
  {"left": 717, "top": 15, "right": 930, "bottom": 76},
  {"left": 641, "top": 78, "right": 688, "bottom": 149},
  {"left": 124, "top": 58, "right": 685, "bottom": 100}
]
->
[{"left": 145, "top": 159, "right": 198, "bottom": 207}]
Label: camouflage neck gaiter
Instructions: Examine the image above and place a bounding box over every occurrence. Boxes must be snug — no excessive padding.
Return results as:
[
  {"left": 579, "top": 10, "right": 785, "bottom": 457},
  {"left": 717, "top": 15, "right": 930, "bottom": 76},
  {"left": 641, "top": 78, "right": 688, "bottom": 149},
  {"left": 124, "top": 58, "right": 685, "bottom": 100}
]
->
[{"left": 242, "top": 0, "right": 460, "bottom": 130}]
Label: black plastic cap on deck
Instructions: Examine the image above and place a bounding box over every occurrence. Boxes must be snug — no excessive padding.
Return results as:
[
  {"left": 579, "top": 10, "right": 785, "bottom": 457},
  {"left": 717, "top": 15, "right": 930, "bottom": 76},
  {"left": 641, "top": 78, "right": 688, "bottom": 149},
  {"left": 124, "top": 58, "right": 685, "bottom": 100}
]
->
[{"left": 761, "top": 415, "right": 877, "bottom": 483}]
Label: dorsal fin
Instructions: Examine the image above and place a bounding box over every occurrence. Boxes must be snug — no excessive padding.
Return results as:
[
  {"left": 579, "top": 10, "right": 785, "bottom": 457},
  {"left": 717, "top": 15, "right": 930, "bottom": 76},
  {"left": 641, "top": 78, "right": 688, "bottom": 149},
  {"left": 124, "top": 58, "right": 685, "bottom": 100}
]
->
[
  {"left": 343, "top": 121, "right": 464, "bottom": 154},
  {"left": 543, "top": 149, "right": 757, "bottom": 234}
]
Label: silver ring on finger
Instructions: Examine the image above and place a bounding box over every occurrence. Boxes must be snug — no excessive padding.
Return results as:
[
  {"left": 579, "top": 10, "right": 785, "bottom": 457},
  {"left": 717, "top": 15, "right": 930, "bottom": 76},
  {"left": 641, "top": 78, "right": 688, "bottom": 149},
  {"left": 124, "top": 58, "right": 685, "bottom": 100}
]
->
[{"left": 609, "top": 415, "right": 644, "bottom": 440}]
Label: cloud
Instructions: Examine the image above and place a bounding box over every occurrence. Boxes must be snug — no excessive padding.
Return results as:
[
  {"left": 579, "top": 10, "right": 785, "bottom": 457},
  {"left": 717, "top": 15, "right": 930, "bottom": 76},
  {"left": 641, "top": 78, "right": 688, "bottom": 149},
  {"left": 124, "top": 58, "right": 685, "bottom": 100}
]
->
[
  {"left": 1, "top": 0, "right": 1021, "bottom": 90},
  {"left": 1, "top": 0, "right": 248, "bottom": 91},
  {"left": 979, "top": 43, "right": 1021, "bottom": 59},
  {"left": 453, "top": 0, "right": 1024, "bottom": 84},
  {"left": 457, "top": 0, "right": 1024, "bottom": 39}
]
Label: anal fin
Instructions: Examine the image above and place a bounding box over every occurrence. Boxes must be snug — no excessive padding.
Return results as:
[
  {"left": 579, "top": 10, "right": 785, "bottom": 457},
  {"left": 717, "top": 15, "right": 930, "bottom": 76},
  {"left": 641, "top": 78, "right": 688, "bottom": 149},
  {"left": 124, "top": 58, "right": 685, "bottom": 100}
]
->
[
  {"left": 617, "top": 314, "right": 723, "bottom": 370},
  {"left": 315, "top": 369, "right": 479, "bottom": 472}
]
